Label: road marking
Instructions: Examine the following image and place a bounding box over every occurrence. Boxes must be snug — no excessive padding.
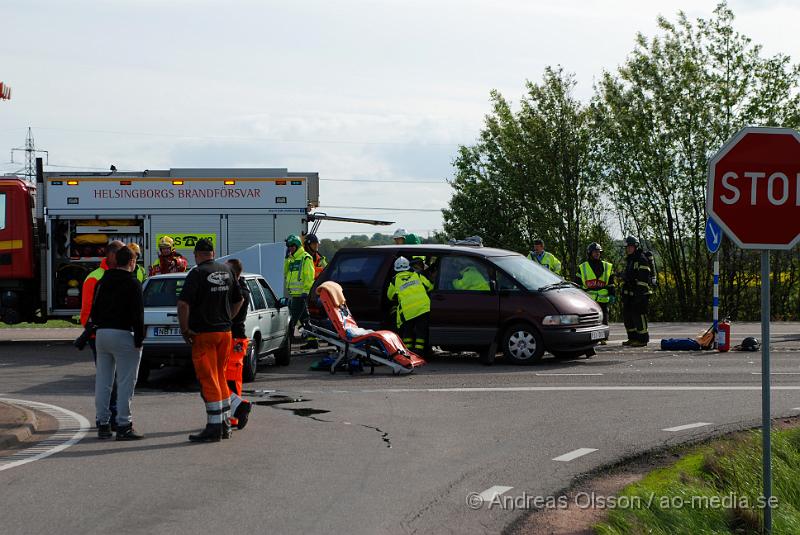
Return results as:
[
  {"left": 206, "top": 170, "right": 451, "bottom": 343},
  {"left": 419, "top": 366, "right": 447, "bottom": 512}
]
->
[
  {"left": 792, "top": 408, "right": 800, "bottom": 411},
  {"left": 553, "top": 448, "right": 598, "bottom": 462},
  {"left": 478, "top": 486, "right": 514, "bottom": 501},
  {"left": 662, "top": 422, "right": 712, "bottom": 432},
  {"left": 535, "top": 373, "right": 603, "bottom": 376},
  {"left": 751, "top": 372, "right": 800, "bottom": 375},
  {"left": 0, "top": 398, "right": 89, "bottom": 472},
  {"left": 320, "top": 386, "right": 800, "bottom": 394}
]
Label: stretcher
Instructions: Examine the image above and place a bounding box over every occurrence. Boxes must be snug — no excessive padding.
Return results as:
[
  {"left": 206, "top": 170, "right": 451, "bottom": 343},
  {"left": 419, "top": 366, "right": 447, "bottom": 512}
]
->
[{"left": 302, "top": 281, "right": 426, "bottom": 375}]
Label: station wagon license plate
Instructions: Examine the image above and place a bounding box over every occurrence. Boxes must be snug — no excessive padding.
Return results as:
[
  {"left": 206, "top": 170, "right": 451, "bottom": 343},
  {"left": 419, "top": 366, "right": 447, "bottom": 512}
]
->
[
  {"left": 590, "top": 330, "right": 606, "bottom": 340},
  {"left": 154, "top": 327, "right": 181, "bottom": 336}
]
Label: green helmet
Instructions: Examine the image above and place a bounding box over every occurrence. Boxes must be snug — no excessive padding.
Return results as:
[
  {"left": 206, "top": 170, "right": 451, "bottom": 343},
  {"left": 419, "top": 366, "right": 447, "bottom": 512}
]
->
[
  {"left": 285, "top": 235, "right": 302, "bottom": 248},
  {"left": 405, "top": 233, "right": 421, "bottom": 245}
]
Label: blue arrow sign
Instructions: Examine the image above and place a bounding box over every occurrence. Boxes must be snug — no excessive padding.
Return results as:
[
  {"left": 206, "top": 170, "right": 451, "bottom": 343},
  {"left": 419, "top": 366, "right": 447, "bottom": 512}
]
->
[{"left": 706, "top": 217, "right": 723, "bottom": 253}]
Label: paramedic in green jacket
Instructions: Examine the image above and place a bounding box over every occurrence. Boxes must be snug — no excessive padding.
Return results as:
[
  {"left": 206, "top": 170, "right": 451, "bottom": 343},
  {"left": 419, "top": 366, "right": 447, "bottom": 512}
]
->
[
  {"left": 284, "top": 235, "right": 315, "bottom": 340},
  {"left": 387, "top": 257, "right": 433, "bottom": 354},
  {"left": 452, "top": 264, "right": 491, "bottom": 291},
  {"left": 527, "top": 238, "right": 562, "bottom": 275}
]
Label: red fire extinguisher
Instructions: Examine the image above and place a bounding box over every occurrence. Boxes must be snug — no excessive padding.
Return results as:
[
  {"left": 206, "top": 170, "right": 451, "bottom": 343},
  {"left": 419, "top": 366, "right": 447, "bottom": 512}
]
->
[{"left": 717, "top": 319, "right": 731, "bottom": 352}]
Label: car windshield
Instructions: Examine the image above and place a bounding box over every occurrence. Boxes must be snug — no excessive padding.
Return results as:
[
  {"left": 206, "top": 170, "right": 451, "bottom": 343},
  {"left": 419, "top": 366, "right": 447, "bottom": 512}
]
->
[
  {"left": 143, "top": 277, "right": 186, "bottom": 307},
  {"left": 491, "top": 255, "right": 561, "bottom": 291}
]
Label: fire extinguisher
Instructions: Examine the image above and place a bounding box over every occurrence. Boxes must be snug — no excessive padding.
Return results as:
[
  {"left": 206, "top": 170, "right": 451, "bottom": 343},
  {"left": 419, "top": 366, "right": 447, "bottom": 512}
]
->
[{"left": 717, "top": 319, "right": 731, "bottom": 352}]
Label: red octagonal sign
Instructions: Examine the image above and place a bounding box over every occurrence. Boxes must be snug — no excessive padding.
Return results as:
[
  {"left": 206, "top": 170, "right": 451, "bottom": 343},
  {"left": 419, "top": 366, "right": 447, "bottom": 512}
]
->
[{"left": 707, "top": 127, "right": 800, "bottom": 250}]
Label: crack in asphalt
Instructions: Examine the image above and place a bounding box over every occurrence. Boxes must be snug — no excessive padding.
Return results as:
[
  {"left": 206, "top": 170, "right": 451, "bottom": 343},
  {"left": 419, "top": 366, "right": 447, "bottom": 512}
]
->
[{"left": 358, "top": 424, "right": 391, "bottom": 448}]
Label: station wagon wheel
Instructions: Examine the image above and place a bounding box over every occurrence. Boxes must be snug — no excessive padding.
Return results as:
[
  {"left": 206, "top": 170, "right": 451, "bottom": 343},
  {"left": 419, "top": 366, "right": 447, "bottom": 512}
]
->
[
  {"left": 502, "top": 323, "right": 544, "bottom": 364},
  {"left": 274, "top": 329, "right": 291, "bottom": 367},
  {"left": 242, "top": 340, "right": 258, "bottom": 383}
]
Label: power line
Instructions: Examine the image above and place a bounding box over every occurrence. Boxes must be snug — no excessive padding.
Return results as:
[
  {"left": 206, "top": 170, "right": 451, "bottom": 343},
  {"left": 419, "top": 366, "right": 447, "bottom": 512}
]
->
[
  {"left": 29, "top": 126, "right": 465, "bottom": 147},
  {"left": 321, "top": 178, "right": 450, "bottom": 184}
]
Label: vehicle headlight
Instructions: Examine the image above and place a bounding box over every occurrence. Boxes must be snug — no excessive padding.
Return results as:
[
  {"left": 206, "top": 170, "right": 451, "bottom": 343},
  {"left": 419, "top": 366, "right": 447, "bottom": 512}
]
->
[{"left": 542, "top": 314, "right": 579, "bottom": 326}]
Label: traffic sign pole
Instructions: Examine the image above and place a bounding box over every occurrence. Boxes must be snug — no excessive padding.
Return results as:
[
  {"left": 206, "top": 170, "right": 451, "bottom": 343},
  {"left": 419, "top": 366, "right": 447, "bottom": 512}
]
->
[
  {"left": 761, "top": 251, "right": 772, "bottom": 533},
  {"left": 713, "top": 254, "right": 719, "bottom": 349}
]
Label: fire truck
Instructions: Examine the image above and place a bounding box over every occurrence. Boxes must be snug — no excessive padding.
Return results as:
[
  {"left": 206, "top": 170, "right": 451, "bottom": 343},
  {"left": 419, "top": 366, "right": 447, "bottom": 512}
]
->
[{"left": 0, "top": 163, "right": 319, "bottom": 324}]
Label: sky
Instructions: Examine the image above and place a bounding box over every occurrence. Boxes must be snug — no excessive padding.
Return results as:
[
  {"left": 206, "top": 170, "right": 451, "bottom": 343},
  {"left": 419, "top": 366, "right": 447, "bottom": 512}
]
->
[{"left": 2, "top": 0, "right": 799, "bottom": 240}]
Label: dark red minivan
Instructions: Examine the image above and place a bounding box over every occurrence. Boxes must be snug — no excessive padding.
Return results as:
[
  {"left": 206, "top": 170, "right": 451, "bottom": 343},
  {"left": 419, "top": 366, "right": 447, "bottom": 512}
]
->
[{"left": 308, "top": 244, "right": 609, "bottom": 364}]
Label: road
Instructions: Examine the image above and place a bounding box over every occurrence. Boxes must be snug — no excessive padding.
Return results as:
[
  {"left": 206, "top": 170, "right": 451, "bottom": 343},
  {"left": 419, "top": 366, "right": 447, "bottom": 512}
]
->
[{"left": 0, "top": 322, "right": 799, "bottom": 535}]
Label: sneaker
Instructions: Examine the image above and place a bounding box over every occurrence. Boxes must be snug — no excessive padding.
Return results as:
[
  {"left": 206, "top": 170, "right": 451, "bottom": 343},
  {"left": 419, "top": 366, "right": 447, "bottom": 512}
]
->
[
  {"left": 234, "top": 400, "right": 252, "bottom": 430},
  {"left": 116, "top": 424, "right": 144, "bottom": 441},
  {"left": 97, "top": 424, "right": 112, "bottom": 440},
  {"left": 189, "top": 424, "right": 222, "bottom": 443}
]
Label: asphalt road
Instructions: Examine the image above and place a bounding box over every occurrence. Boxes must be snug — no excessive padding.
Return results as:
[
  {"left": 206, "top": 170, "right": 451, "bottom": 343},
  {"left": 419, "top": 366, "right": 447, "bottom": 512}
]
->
[{"left": 1, "top": 322, "right": 799, "bottom": 535}]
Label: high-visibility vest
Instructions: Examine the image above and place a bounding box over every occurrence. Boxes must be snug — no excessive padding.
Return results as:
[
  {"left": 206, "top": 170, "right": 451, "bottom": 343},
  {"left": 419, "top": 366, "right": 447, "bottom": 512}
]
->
[
  {"left": 80, "top": 262, "right": 108, "bottom": 326},
  {"left": 528, "top": 251, "right": 562, "bottom": 275},
  {"left": 149, "top": 253, "right": 187, "bottom": 277},
  {"left": 452, "top": 266, "right": 490, "bottom": 291},
  {"left": 134, "top": 264, "right": 146, "bottom": 283},
  {"left": 578, "top": 261, "right": 613, "bottom": 303},
  {"left": 311, "top": 252, "right": 328, "bottom": 279},
  {"left": 284, "top": 248, "right": 315, "bottom": 297},
  {"left": 387, "top": 271, "right": 432, "bottom": 324}
]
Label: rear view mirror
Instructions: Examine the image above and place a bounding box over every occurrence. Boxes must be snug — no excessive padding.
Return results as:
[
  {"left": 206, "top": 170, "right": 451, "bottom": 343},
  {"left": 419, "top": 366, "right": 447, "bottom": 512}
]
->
[{"left": 278, "top": 297, "right": 289, "bottom": 308}]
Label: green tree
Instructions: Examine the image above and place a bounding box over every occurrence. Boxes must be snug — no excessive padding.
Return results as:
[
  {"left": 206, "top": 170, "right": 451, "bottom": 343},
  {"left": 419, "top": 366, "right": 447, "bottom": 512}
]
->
[
  {"left": 592, "top": 2, "right": 800, "bottom": 320},
  {"left": 444, "top": 66, "right": 609, "bottom": 278}
]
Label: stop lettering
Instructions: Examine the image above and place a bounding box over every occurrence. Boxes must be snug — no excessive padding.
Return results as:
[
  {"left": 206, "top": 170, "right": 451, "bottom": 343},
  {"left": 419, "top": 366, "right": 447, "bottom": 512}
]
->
[{"left": 707, "top": 127, "right": 800, "bottom": 249}]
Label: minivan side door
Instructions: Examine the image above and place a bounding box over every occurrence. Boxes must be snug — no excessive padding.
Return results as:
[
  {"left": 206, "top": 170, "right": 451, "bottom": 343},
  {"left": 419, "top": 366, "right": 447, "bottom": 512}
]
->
[
  {"left": 428, "top": 255, "right": 499, "bottom": 346},
  {"left": 323, "top": 252, "right": 388, "bottom": 329}
]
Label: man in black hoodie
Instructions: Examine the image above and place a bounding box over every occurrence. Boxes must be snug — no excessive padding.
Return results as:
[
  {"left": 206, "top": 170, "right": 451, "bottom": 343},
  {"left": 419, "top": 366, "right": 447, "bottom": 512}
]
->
[{"left": 91, "top": 245, "right": 145, "bottom": 440}]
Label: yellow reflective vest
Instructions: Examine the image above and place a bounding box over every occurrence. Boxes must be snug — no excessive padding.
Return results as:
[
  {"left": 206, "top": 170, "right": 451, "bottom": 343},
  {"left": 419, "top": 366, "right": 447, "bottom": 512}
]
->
[
  {"left": 387, "top": 271, "right": 432, "bottom": 325},
  {"left": 528, "top": 251, "right": 562, "bottom": 275},
  {"left": 284, "top": 248, "right": 315, "bottom": 297},
  {"left": 452, "top": 266, "right": 490, "bottom": 291},
  {"left": 577, "top": 260, "right": 613, "bottom": 303}
]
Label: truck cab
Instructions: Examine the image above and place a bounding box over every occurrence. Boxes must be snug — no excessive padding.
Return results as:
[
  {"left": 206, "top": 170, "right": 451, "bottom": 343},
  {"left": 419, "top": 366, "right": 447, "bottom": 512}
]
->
[{"left": 0, "top": 178, "right": 37, "bottom": 324}]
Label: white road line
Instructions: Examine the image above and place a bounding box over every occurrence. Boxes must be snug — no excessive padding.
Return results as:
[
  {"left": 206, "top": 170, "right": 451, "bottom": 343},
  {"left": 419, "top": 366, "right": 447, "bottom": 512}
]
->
[
  {"left": 0, "top": 398, "right": 89, "bottom": 472},
  {"left": 792, "top": 408, "right": 800, "bottom": 411},
  {"left": 323, "top": 386, "right": 800, "bottom": 394},
  {"left": 662, "top": 422, "right": 712, "bottom": 432},
  {"left": 553, "top": 448, "right": 598, "bottom": 462},
  {"left": 751, "top": 372, "right": 800, "bottom": 375},
  {"left": 478, "top": 486, "right": 514, "bottom": 502},
  {"left": 535, "top": 373, "right": 603, "bottom": 376}
]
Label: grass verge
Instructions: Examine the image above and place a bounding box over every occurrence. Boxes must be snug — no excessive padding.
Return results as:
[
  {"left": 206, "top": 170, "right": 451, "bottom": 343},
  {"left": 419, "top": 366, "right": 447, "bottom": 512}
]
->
[
  {"left": 595, "top": 428, "right": 800, "bottom": 534},
  {"left": 0, "top": 319, "right": 79, "bottom": 329}
]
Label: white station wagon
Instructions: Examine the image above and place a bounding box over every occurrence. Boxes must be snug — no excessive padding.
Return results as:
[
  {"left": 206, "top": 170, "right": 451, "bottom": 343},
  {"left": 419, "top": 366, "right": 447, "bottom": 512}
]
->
[{"left": 140, "top": 272, "right": 291, "bottom": 383}]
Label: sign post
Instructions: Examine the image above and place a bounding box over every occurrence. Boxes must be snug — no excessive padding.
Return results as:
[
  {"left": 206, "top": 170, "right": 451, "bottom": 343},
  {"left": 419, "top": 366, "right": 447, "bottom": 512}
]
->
[
  {"left": 705, "top": 218, "right": 723, "bottom": 347},
  {"left": 707, "top": 126, "right": 800, "bottom": 534}
]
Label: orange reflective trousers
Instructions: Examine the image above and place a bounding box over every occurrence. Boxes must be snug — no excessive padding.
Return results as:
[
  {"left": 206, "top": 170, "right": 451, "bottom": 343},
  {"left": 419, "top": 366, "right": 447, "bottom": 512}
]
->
[
  {"left": 191, "top": 332, "right": 232, "bottom": 408},
  {"left": 225, "top": 338, "right": 248, "bottom": 397}
]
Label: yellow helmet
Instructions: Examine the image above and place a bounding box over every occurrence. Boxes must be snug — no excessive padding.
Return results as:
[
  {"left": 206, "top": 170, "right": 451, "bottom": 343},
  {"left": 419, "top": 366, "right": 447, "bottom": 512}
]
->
[
  {"left": 158, "top": 236, "right": 174, "bottom": 249},
  {"left": 127, "top": 242, "right": 141, "bottom": 255}
]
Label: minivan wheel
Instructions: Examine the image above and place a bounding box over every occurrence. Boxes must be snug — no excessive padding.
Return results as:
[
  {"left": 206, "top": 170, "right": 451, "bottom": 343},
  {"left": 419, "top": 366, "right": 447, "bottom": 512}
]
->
[
  {"left": 242, "top": 341, "right": 258, "bottom": 383},
  {"left": 502, "top": 323, "right": 544, "bottom": 364}
]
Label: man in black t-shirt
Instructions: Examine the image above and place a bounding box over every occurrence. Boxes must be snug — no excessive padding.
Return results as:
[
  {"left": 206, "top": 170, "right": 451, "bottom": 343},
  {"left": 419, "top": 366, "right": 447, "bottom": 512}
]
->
[{"left": 178, "top": 239, "right": 252, "bottom": 443}]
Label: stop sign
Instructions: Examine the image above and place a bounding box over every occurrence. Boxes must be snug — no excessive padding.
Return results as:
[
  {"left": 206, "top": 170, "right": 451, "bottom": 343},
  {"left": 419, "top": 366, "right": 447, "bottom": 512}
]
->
[{"left": 707, "top": 127, "right": 800, "bottom": 249}]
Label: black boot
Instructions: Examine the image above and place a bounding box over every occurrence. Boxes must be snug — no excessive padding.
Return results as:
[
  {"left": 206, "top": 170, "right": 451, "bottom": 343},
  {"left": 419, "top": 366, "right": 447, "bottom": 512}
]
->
[
  {"left": 97, "top": 424, "right": 112, "bottom": 440},
  {"left": 233, "top": 401, "right": 252, "bottom": 430},
  {"left": 116, "top": 424, "right": 144, "bottom": 441},
  {"left": 189, "top": 424, "right": 222, "bottom": 443},
  {"left": 222, "top": 419, "right": 233, "bottom": 439}
]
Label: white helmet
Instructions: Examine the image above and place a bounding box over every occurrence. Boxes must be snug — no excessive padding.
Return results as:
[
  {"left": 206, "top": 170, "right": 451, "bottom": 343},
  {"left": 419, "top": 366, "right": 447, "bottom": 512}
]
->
[
  {"left": 392, "top": 228, "right": 407, "bottom": 239},
  {"left": 394, "top": 256, "right": 410, "bottom": 272}
]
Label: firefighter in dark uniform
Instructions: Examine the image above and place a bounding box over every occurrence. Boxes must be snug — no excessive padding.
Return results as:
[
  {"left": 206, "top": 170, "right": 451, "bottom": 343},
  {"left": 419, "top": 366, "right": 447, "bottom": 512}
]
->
[{"left": 621, "top": 236, "right": 652, "bottom": 347}]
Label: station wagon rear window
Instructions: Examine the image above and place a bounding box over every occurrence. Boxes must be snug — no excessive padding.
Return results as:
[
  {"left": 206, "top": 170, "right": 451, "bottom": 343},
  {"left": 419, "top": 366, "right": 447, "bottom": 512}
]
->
[
  {"left": 329, "top": 254, "right": 384, "bottom": 287},
  {"left": 143, "top": 277, "right": 185, "bottom": 307}
]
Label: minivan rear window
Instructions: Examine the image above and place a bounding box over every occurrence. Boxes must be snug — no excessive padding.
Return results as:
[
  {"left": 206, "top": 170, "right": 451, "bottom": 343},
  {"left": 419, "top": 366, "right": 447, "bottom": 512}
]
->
[
  {"left": 491, "top": 255, "right": 561, "bottom": 291},
  {"left": 329, "top": 254, "right": 384, "bottom": 287}
]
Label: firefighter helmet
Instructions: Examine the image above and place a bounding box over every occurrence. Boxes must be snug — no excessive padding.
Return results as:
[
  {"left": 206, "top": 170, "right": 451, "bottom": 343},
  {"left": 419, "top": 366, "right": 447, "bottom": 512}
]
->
[
  {"left": 741, "top": 337, "right": 760, "bottom": 351},
  {"left": 394, "top": 257, "right": 410, "bottom": 272},
  {"left": 304, "top": 233, "right": 319, "bottom": 245},
  {"left": 392, "top": 228, "right": 407, "bottom": 239},
  {"left": 587, "top": 242, "right": 603, "bottom": 255},
  {"left": 624, "top": 236, "right": 639, "bottom": 247},
  {"left": 158, "top": 236, "right": 174, "bottom": 249}
]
